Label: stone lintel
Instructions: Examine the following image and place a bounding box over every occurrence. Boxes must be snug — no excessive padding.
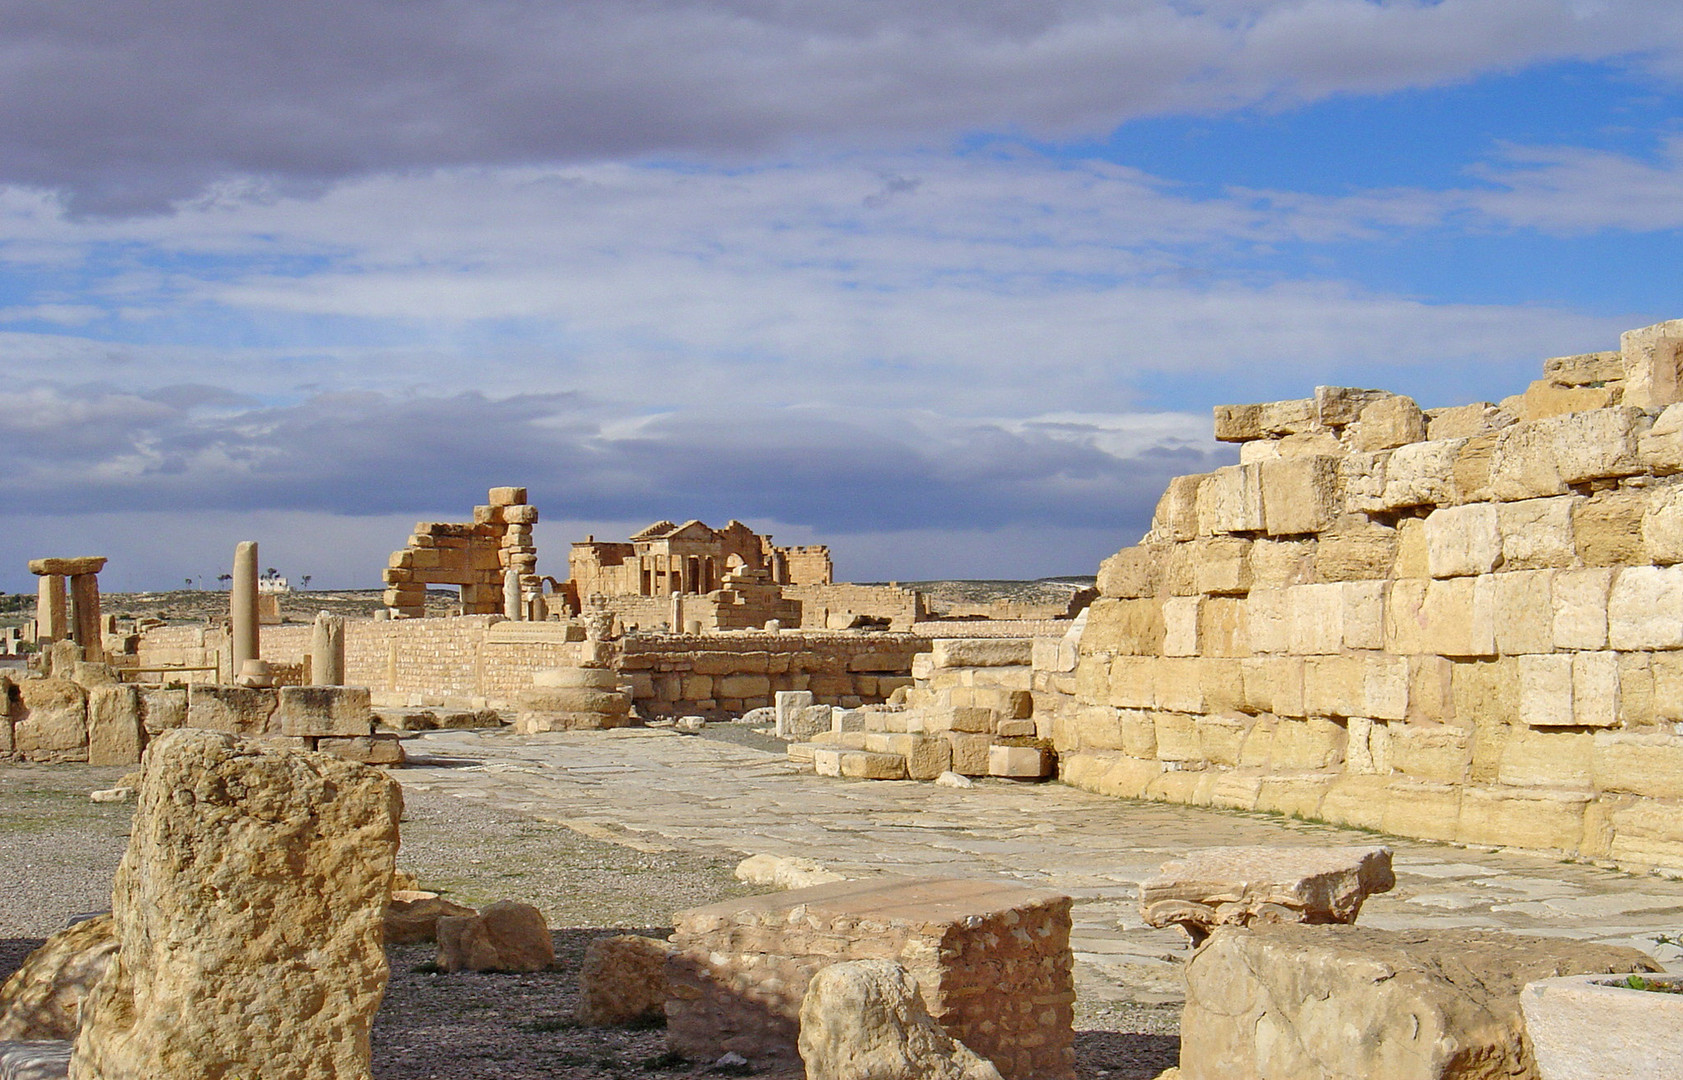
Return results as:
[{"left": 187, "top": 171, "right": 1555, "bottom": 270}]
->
[{"left": 28, "top": 556, "right": 108, "bottom": 577}]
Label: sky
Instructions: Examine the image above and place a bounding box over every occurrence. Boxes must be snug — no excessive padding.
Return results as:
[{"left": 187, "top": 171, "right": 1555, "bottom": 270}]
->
[{"left": 2, "top": 0, "right": 1682, "bottom": 592}]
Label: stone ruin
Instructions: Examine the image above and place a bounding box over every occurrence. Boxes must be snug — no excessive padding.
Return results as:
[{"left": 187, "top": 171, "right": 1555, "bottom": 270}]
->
[
  {"left": 383, "top": 486, "right": 540, "bottom": 620},
  {"left": 0, "top": 728, "right": 401, "bottom": 1080}
]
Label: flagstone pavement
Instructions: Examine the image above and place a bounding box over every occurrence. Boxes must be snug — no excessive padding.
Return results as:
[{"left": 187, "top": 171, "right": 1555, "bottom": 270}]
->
[{"left": 399, "top": 726, "right": 1683, "bottom": 1005}]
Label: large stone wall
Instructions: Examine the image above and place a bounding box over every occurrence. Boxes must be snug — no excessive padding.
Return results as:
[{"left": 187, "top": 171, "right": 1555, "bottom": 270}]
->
[
  {"left": 134, "top": 618, "right": 924, "bottom": 716},
  {"left": 1056, "top": 319, "right": 1683, "bottom": 871}
]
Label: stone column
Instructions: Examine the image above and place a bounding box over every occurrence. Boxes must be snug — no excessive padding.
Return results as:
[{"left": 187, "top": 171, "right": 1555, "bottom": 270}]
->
[
  {"left": 231, "top": 541, "right": 260, "bottom": 677},
  {"left": 35, "top": 573, "right": 67, "bottom": 642},
  {"left": 310, "top": 612, "right": 345, "bottom": 686},
  {"left": 503, "top": 568, "right": 523, "bottom": 621},
  {"left": 69, "top": 572, "right": 105, "bottom": 662},
  {"left": 671, "top": 591, "right": 684, "bottom": 633}
]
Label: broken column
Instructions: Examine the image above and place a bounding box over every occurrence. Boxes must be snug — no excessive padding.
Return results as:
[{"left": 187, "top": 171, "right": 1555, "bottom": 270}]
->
[
  {"left": 29, "top": 558, "right": 106, "bottom": 660},
  {"left": 34, "top": 571, "right": 67, "bottom": 643},
  {"left": 69, "top": 729, "right": 401, "bottom": 1080},
  {"left": 229, "top": 541, "right": 259, "bottom": 681},
  {"left": 310, "top": 612, "right": 345, "bottom": 686}
]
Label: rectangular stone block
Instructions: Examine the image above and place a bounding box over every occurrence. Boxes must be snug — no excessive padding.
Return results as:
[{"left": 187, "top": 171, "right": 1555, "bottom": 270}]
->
[
  {"left": 1449, "top": 657, "right": 1515, "bottom": 728},
  {"left": 1192, "top": 537, "right": 1253, "bottom": 596},
  {"left": 839, "top": 750, "right": 908, "bottom": 779},
  {"left": 1196, "top": 464, "right": 1265, "bottom": 535},
  {"left": 1550, "top": 567, "right": 1612, "bottom": 650},
  {"left": 1154, "top": 657, "right": 1205, "bottom": 713},
  {"left": 1424, "top": 503, "right": 1501, "bottom": 578},
  {"left": 1339, "top": 451, "right": 1389, "bottom": 514},
  {"left": 1342, "top": 580, "right": 1385, "bottom": 651},
  {"left": 186, "top": 684, "right": 278, "bottom": 735},
  {"left": 1197, "top": 597, "right": 1250, "bottom": 658},
  {"left": 1106, "top": 657, "right": 1156, "bottom": 709},
  {"left": 1607, "top": 796, "right": 1683, "bottom": 867},
  {"left": 1415, "top": 576, "right": 1497, "bottom": 658},
  {"left": 929, "top": 638, "right": 1034, "bottom": 668},
  {"left": 1304, "top": 655, "right": 1363, "bottom": 718},
  {"left": 87, "top": 684, "right": 143, "bottom": 766},
  {"left": 1153, "top": 711, "right": 1203, "bottom": 762},
  {"left": 1314, "top": 519, "right": 1398, "bottom": 582},
  {"left": 1245, "top": 589, "right": 1291, "bottom": 653},
  {"left": 1552, "top": 407, "right": 1650, "bottom": 483},
  {"left": 1382, "top": 779, "right": 1462, "bottom": 842},
  {"left": 1620, "top": 318, "right": 1683, "bottom": 410},
  {"left": 1258, "top": 398, "right": 1316, "bottom": 434},
  {"left": 1199, "top": 656, "right": 1246, "bottom": 713},
  {"left": 1643, "top": 486, "right": 1683, "bottom": 565},
  {"left": 1574, "top": 491, "right": 1647, "bottom": 567},
  {"left": 1593, "top": 731, "right": 1683, "bottom": 798},
  {"left": 1493, "top": 569, "right": 1554, "bottom": 655},
  {"left": 1271, "top": 716, "right": 1345, "bottom": 770},
  {"left": 1260, "top": 456, "right": 1341, "bottom": 536},
  {"left": 1348, "top": 394, "right": 1427, "bottom": 451},
  {"left": 946, "top": 732, "right": 993, "bottom": 775},
  {"left": 1384, "top": 579, "right": 1430, "bottom": 654},
  {"left": 1162, "top": 596, "right": 1201, "bottom": 657},
  {"left": 1288, "top": 583, "right": 1345, "bottom": 655},
  {"left": 275, "top": 685, "right": 374, "bottom": 737},
  {"left": 1640, "top": 401, "right": 1683, "bottom": 474},
  {"left": 1249, "top": 539, "right": 1315, "bottom": 590},
  {"left": 865, "top": 732, "right": 951, "bottom": 780},
  {"left": 1500, "top": 725, "right": 1591, "bottom": 788},
  {"left": 1608, "top": 565, "right": 1683, "bottom": 650},
  {"left": 1364, "top": 656, "right": 1410, "bottom": 721},
  {"left": 1388, "top": 723, "right": 1470, "bottom": 785},
  {"left": 1082, "top": 598, "right": 1165, "bottom": 656},
  {"left": 1151, "top": 474, "right": 1206, "bottom": 542},
  {"left": 988, "top": 744, "right": 1054, "bottom": 778},
  {"left": 1487, "top": 422, "right": 1567, "bottom": 501},
  {"left": 1519, "top": 654, "right": 1575, "bottom": 728},
  {"left": 1380, "top": 438, "right": 1466, "bottom": 509},
  {"left": 1213, "top": 403, "right": 1264, "bottom": 442},
  {"left": 1457, "top": 786, "right": 1588, "bottom": 851},
  {"left": 1096, "top": 544, "right": 1164, "bottom": 599}
]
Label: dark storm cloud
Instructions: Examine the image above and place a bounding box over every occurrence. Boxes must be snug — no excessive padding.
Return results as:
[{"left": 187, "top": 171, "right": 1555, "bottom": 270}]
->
[
  {"left": 4, "top": 0, "right": 1677, "bottom": 212},
  {"left": 0, "top": 381, "right": 1224, "bottom": 540}
]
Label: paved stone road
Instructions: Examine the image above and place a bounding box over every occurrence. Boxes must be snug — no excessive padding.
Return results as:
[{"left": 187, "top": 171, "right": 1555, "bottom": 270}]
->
[{"left": 400, "top": 727, "right": 1683, "bottom": 1004}]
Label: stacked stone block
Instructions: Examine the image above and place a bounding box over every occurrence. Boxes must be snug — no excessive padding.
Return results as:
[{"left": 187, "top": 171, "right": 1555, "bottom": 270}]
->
[
  {"left": 666, "top": 876, "right": 1075, "bottom": 1080},
  {"left": 184, "top": 684, "right": 402, "bottom": 764},
  {"left": 383, "top": 486, "right": 538, "bottom": 618},
  {"left": 790, "top": 638, "right": 1057, "bottom": 780},
  {"left": 1060, "top": 319, "right": 1683, "bottom": 869}
]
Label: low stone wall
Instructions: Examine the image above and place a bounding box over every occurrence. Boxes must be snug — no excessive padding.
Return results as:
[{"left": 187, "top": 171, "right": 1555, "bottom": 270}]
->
[
  {"left": 615, "top": 632, "right": 925, "bottom": 718},
  {"left": 133, "top": 617, "right": 584, "bottom": 708},
  {"left": 1059, "top": 320, "right": 1683, "bottom": 872},
  {"left": 785, "top": 583, "right": 927, "bottom": 630}
]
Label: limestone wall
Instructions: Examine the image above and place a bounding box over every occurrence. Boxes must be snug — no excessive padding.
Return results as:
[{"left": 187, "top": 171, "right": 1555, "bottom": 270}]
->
[
  {"left": 784, "top": 583, "right": 928, "bottom": 629},
  {"left": 616, "top": 632, "right": 925, "bottom": 718},
  {"left": 1058, "top": 319, "right": 1683, "bottom": 871},
  {"left": 135, "top": 617, "right": 584, "bottom": 708}
]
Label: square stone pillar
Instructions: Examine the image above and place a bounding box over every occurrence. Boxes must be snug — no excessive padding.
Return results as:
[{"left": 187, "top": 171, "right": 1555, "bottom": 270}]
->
[
  {"left": 69, "top": 573, "right": 105, "bottom": 662},
  {"left": 35, "top": 572, "right": 67, "bottom": 642},
  {"left": 29, "top": 556, "right": 106, "bottom": 657}
]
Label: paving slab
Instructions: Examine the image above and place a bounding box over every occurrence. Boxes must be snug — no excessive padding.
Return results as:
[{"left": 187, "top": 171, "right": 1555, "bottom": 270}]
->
[{"left": 399, "top": 727, "right": 1683, "bottom": 1004}]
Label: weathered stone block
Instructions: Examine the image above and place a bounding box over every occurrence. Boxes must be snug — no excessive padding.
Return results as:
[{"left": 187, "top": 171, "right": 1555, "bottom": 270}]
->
[
  {"left": 275, "top": 685, "right": 373, "bottom": 737},
  {"left": 1288, "top": 584, "right": 1344, "bottom": 655},
  {"left": 1161, "top": 596, "right": 1200, "bottom": 657},
  {"left": 1364, "top": 656, "right": 1410, "bottom": 721},
  {"left": 988, "top": 744, "right": 1054, "bottom": 778},
  {"left": 1383, "top": 580, "right": 1433, "bottom": 656},
  {"left": 1339, "top": 451, "right": 1389, "bottom": 513},
  {"left": 1641, "top": 401, "right": 1683, "bottom": 475},
  {"left": 1260, "top": 456, "right": 1341, "bottom": 536},
  {"left": 1191, "top": 537, "right": 1252, "bottom": 596},
  {"left": 798, "top": 960, "right": 1003, "bottom": 1080},
  {"left": 1270, "top": 716, "right": 1344, "bottom": 770},
  {"left": 577, "top": 935, "right": 674, "bottom": 1027},
  {"left": 185, "top": 684, "right": 276, "bottom": 735},
  {"left": 1196, "top": 464, "right": 1265, "bottom": 535},
  {"left": 1500, "top": 724, "right": 1592, "bottom": 788},
  {"left": 0, "top": 914, "right": 116, "bottom": 1041},
  {"left": 1212, "top": 403, "right": 1264, "bottom": 442},
  {"left": 1154, "top": 658, "right": 1205, "bottom": 713},
  {"left": 1381, "top": 438, "right": 1465, "bottom": 508},
  {"left": 1149, "top": 474, "right": 1206, "bottom": 542},
  {"left": 1488, "top": 421, "right": 1568, "bottom": 501},
  {"left": 1620, "top": 318, "right": 1683, "bottom": 410},
  {"left": 1645, "top": 485, "right": 1683, "bottom": 565},
  {"left": 930, "top": 638, "right": 1033, "bottom": 669},
  {"left": 1313, "top": 518, "right": 1397, "bottom": 581},
  {"left": 1493, "top": 569, "right": 1554, "bottom": 655},
  {"left": 1425, "top": 503, "right": 1500, "bottom": 578},
  {"left": 437, "top": 900, "right": 554, "bottom": 973},
  {"left": 1388, "top": 724, "right": 1470, "bottom": 784},
  {"left": 1141, "top": 846, "right": 1393, "bottom": 942},
  {"left": 1544, "top": 350, "right": 1623, "bottom": 386},
  {"left": 1304, "top": 656, "right": 1363, "bottom": 718},
  {"left": 1095, "top": 544, "right": 1164, "bottom": 599},
  {"left": 1426, "top": 402, "right": 1515, "bottom": 442},
  {"left": 70, "top": 730, "right": 399, "bottom": 1080},
  {"left": 1197, "top": 597, "right": 1250, "bottom": 657},
  {"left": 1574, "top": 491, "right": 1647, "bottom": 567},
  {"left": 1553, "top": 406, "right": 1650, "bottom": 483},
  {"left": 1181, "top": 924, "right": 1657, "bottom": 1080},
  {"left": 1391, "top": 576, "right": 1496, "bottom": 657},
  {"left": 12, "top": 677, "right": 88, "bottom": 760},
  {"left": 1608, "top": 565, "right": 1683, "bottom": 650},
  {"left": 1458, "top": 786, "right": 1589, "bottom": 850},
  {"left": 1348, "top": 394, "right": 1426, "bottom": 451},
  {"left": 1497, "top": 495, "right": 1577, "bottom": 570},
  {"left": 1259, "top": 398, "right": 1316, "bottom": 435},
  {"left": 668, "top": 877, "right": 1075, "bottom": 1080},
  {"left": 1342, "top": 581, "right": 1385, "bottom": 651}
]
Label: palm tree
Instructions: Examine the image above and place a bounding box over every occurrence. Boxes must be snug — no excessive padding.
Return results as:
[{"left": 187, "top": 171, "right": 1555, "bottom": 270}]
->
[
  {"left": 217, "top": 573, "right": 232, "bottom": 589},
  {"left": 184, "top": 577, "right": 192, "bottom": 590},
  {"left": 300, "top": 575, "right": 312, "bottom": 590}
]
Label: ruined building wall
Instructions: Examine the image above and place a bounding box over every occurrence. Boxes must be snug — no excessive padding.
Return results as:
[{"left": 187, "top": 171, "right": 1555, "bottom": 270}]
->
[
  {"left": 783, "top": 583, "right": 928, "bottom": 630},
  {"left": 1055, "top": 320, "right": 1683, "bottom": 871}
]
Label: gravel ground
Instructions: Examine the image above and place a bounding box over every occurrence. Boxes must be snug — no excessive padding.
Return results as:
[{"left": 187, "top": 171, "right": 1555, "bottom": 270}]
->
[{"left": 0, "top": 761, "right": 1178, "bottom": 1079}]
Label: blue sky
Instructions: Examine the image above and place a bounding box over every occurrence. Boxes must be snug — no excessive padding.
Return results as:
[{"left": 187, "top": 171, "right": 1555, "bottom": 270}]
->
[{"left": 1, "top": 1, "right": 1681, "bottom": 592}]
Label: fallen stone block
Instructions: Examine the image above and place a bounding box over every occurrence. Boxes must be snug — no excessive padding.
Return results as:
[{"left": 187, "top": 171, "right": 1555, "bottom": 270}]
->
[
  {"left": 315, "top": 732, "right": 407, "bottom": 765},
  {"left": 0, "top": 916, "right": 117, "bottom": 1040},
  {"left": 436, "top": 900, "right": 554, "bottom": 973},
  {"left": 69, "top": 728, "right": 400, "bottom": 1080},
  {"left": 668, "top": 876, "right": 1074, "bottom": 1079},
  {"left": 1522, "top": 972, "right": 1683, "bottom": 1080},
  {"left": 1180, "top": 924, "right": 1658, "bottom": 1080},
  {"left": 383, "top": 895, "right": 477, "bottom": 946},
  {"left": 274, "top": 685, "right": 373, "bottom": 737},
  {"left": 734, "top": 853, "right": 849, "bottom": 891},
  {"left": 798, "top": 959, "right": 1003, "bottom": 1080},
  {"left": 577, "top": 935, "right": 675, "bottom": 1027},
  {"left": 1141, "top": 846, "right": 1394, "bottom": 944}
]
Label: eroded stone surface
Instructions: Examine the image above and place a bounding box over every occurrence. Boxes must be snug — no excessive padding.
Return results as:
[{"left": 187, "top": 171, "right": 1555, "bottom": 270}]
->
[
  {"left": 0, "top": 917, "right": 116, "bottom": 1040},
  {"left": 1180, "top": 923, "right": 1659, "bottom": 1080},
  {"left": 576, "top": 935, "right": 673, "bottom": 1027},
  {"left": 798, "top": 960, "right": 1003, "bottom": 1080},
  {"left": 435, "top": 900, "right": 554, "bottom": 973},
  {"left": 1140, "top": 846, "right": 1394, "bottom": 941},
  {"left": 69, "top": 729, "right": 401, "bottom": 1080}
]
